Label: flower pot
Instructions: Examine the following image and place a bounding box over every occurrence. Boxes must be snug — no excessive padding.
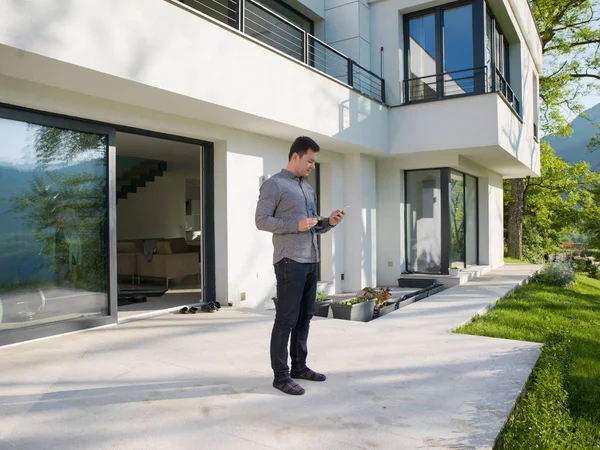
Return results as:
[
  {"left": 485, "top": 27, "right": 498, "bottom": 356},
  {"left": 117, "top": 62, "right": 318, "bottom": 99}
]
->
[{"left": 330, "top": 298, "right": 375, "bottom": 322}]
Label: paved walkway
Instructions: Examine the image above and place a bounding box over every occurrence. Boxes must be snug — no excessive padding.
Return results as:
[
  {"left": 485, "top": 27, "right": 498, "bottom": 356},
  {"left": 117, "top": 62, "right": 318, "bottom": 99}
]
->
[{"left": 0, "top": 264, "right": 542, "bottom": 450}]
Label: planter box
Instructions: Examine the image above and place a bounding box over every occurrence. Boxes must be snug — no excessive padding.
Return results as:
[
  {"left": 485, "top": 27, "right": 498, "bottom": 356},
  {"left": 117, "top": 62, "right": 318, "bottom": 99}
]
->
[
  {"left": 331, "top": 298, "right": 375, "bottom": 322},
  {"left": 374, "top": 302, "right": 397, "bottom": 318},
  {"left": 314, "top": 299, "right": 332, "bottom": 317},
  {"left": 428, "top": 285, "right": 445, "bottom": 296}
]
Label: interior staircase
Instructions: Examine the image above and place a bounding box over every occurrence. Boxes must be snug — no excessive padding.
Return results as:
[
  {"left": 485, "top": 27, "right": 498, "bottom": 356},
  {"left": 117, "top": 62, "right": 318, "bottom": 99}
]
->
[{"left": 116, "top": 159, "right": 167, "bottom": 201}]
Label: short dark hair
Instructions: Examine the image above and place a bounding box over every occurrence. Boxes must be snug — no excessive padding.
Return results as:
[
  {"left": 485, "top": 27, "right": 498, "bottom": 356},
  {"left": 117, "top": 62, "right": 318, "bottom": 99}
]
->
[{"left": 289, "top": 136, "right": 320, "bottom": 161}]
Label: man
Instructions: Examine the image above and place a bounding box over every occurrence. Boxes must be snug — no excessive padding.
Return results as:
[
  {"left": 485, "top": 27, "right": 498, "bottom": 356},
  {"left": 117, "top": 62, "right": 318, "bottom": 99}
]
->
[{"left": 255, "top": 136, "right": 345, "bottom": 395}]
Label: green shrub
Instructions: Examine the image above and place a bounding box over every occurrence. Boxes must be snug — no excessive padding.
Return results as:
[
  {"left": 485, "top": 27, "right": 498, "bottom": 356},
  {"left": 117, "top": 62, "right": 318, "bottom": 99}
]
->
[
  {"left": 571, "top": 257, "right": 590, "bottom": 273},
  {"left": 316, "top": 290, "right": 328, "bottom": 302},
  {"left": 587, "top": 264, "right": 600, "bottom": 280},
  {"left": 536, "top": 261, "right": 576, "bottom": 287}
]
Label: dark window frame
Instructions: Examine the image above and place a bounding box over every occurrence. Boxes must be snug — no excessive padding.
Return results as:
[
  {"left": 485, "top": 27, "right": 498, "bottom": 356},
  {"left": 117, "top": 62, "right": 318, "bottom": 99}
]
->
[
  {"left": 0, "top": 104, "right": 116, "bottom": 347},
  {"left": 404, "top": 0, "right": 516, "bottom": 105},
  {"left": 404, "top": 0, "right": 485, "bottom": 103},
  {"left": 0, "top": 102, "right": 217, "bottom": 346}
]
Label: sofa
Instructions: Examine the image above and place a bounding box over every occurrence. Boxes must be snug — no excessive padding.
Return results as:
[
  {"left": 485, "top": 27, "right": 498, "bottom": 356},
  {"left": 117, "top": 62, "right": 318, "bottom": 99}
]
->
[{"left": 117, "top": 237, "right": 200, "bottom": 288}]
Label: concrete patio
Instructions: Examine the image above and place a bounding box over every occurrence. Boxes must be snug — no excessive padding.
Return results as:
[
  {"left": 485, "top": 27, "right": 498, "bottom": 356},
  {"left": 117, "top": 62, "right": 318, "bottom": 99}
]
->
[{"left": 0, "top": 264, "right": 542, "bottom": 450}]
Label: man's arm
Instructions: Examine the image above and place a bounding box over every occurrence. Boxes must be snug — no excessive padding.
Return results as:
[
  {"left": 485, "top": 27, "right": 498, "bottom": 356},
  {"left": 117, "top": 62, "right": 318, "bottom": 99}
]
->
[{"left": 255, "top": 180, "right": 299, "bottom": 234}]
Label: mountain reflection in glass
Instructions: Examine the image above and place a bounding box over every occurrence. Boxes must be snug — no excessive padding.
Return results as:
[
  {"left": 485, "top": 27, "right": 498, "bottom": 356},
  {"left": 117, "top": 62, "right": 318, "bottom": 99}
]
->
[{"left": 0, "top": 117, "right": 108, "bottom": 331}]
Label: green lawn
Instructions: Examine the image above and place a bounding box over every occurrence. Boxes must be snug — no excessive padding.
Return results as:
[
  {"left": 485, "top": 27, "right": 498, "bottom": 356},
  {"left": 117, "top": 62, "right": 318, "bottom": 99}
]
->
[{"left": 455, "top": 274, "right": 600, "bottom": 449}]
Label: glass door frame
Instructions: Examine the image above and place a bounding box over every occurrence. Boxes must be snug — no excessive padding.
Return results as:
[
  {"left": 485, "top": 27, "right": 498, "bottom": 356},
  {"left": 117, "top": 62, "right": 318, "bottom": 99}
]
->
[
  {"left": 0, "top": 103, "right": 217, "bottom": 347},
  {"left": 404, "top": 167, "right": 479, "bottom": 275},
  {"left": 0, "top": 104, "right": 117, "bottom": 347}
]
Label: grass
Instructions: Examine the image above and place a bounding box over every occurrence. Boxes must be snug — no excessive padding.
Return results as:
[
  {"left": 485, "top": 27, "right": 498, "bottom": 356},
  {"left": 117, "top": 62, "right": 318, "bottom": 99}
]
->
[
  {"left": 455, "top": 274, "right": 600, "bottom": 449},
  {"left": 504, "top": 257, "right": 526, "bottom": 264}
]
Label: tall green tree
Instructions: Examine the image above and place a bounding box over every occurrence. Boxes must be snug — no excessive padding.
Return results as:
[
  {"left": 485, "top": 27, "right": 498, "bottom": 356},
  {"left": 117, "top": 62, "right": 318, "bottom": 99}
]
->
[
  {"left": 506, "top": 0, "right": 599, "bottom": 259},
  {"left": 505, "top": 142, "right": 598, "bottom": 260}
]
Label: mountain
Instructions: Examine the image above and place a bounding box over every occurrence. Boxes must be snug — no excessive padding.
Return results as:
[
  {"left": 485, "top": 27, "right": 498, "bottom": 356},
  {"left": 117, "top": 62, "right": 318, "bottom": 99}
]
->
[{"left": 544, "top": 103, "right": 600, "bottom": 171}]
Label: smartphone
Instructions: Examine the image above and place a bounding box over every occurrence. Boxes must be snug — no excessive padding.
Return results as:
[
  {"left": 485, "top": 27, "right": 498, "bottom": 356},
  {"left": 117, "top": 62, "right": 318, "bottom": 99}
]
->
[{"left": 340, "top": 206, "right": 350, "bottom": 213}]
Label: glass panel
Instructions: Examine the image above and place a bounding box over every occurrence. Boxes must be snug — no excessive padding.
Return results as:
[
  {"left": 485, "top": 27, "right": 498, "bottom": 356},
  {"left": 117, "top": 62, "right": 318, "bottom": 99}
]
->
[
  {"left": 0, "top": 117, "right": 108, "bottom": 332},
  {"left": 449, "top": 171, "right": 465, "bottom": 269},
  {"left": 406, "top": 170, "right": 442, "bottom": 273},
  {"left": 408, "top": 13, "right": 437, "bottom": 101},
  {"left": 443, "top": 5, "right": 474, "bottom": 96},
  {"left": 486, "top": 12, "right": 493, "bottom": 91},
  {"left": 465, "top": 175, "right": 478, "bottom": 266}
]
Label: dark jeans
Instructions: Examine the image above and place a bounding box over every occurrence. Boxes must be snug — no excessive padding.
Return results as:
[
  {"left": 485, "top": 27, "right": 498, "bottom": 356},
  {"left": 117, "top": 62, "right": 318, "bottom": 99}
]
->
[{"left": 271, "top": 258, "right": 318, "bottom": 382}]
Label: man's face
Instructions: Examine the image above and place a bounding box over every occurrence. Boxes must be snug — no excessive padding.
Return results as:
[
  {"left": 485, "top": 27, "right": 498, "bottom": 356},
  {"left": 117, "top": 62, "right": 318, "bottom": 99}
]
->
[{"left": 294, "top": 149, "right": 318, "bottom": 178}]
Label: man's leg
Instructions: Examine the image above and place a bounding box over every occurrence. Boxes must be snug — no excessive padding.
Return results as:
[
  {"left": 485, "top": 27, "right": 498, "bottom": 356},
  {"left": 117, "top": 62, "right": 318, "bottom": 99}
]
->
[
  {"left": 290, "top": 262, "right": 318, "bottom": 375},
  {"left": 270, "top": 259, "right": 305, "bottom": 383}
]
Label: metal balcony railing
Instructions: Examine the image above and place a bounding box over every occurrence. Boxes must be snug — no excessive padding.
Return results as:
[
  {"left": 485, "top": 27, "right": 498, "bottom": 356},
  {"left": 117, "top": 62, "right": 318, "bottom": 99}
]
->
[
  {"left": 403, "top": 65, "right": 521, "bottom": 117},
  {"left": 176, "top": 0, "right": 386, "bottom": 104}
]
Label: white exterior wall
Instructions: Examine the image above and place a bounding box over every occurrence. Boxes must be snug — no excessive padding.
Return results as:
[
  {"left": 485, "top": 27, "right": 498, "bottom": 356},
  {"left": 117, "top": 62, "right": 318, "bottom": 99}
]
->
[
  {"left": 376, "top": 159, "right": 404, "bottom": 285},
  {"left": 0, "top": 0, "right": 388, "bottom": 154},
  {"left": 325, "top": 0, "right": 372, "bottom": 69},
  {"left": 343, "top": 154, "right": 377, "bottom": 291},
  {"left": 0, "top": 0, "right": 542, "bottom": 312},
  {"left": 369, "top": 0, "right": 541, "bottom": 178}
]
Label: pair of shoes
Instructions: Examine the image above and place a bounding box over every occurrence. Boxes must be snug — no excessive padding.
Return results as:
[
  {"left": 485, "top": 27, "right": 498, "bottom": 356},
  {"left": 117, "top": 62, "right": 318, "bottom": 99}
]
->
[
  {"left": 208, "top": 301, "right": 221, "bottom": 310},
  {"left": 272, "top": 378, "right": 305, "bottom": 395},
  {"left": 200, "top": 304, "right": 215, "bottom": 313},
  {"left": 290, "top": 367, "right": 326, "bottom": 382}
]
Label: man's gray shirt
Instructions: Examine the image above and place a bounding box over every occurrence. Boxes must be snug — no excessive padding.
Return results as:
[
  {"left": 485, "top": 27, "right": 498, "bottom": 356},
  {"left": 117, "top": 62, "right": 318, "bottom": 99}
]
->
[{"left": 256, "top": 169, "right": 333, "bottom": 264}]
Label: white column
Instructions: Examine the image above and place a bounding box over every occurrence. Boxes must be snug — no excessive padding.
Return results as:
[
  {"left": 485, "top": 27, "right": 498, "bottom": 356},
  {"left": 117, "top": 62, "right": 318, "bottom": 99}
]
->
[
  {"left": 213, "top": 140, "right": 229, "bottom": 305},
  {"left": 343, "top": 153, "right": 377, "bottom": 292}
]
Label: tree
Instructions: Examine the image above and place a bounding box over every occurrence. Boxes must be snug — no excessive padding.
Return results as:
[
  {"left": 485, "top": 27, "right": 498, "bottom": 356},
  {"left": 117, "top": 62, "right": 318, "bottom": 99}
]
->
[
  {"left": 506, "top": 0, "right": 599, "bottom": 259},
  {"left": 531, "top": 0, "right": 600, "bottom": 136},
  {"left": 505, "top": 142, "right": 598, "bottom": 260}
]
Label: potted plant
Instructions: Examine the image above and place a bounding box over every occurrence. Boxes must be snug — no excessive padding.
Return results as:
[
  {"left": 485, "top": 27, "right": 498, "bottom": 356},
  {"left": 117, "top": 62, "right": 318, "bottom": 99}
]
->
[
  {"left": 448, "top": 266, "right": 461, "bottom": 277},
  {"left": 364, "top": 286, "right": 396, "bottom": 318},
  {"left": 330, "top": 296, "right": 376, "bottom": 322},
  {"left": 314, "top": 290, "right": 332, "bottom": 317}
]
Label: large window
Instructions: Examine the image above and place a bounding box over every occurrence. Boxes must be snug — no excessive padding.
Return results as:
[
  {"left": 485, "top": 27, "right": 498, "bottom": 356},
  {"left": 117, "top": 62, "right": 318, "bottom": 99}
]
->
[
  {"left": 406, "top": 168, "right": 478, "bottom": 274},
  {"left": 404, "top": 0, "right": 518, "bottom": 113},
  {"left": 0, "top": 111, "right": 109, "bottom": 337},
  {"left": 406, "top": 2, "right": 476, "bottom": 101}
]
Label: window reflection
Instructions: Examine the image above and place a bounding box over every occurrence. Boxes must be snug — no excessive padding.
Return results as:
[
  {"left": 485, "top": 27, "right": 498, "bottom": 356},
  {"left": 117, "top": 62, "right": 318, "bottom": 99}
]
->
[
  {"left": 0, "top": 117, "right": 108, "bottom": 331},
  {"left": 449, "top": 171, "right": 465, "bottom": 269},
  {"left": 406, "top": 170, "right": 442, "bottom": 273}
]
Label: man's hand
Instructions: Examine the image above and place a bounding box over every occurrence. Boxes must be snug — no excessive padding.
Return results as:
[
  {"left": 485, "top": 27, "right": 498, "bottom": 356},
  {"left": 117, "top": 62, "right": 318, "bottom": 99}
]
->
[
  {"left": 329, "top": 209, "right": 345, "bottom": 226},
  {"left": 298, "top": 217, "right": 318, "bottom": 232}
]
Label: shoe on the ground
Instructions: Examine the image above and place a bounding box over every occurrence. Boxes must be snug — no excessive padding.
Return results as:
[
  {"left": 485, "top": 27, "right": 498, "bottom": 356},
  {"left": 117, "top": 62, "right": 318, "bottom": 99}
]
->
[
  {"left": 290, "top": 367, "right": 326, "bottom": 381},
  {"left": 200, "top": 304, "right": 215, "bottom": 313},
  {"left": 272, "top": 378, "right": 305, "bottom": 395}
]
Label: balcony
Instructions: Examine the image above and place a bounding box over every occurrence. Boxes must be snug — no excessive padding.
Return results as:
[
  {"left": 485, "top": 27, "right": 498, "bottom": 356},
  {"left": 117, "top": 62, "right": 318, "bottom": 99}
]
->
[
  {"left": 403, "top": 66, "right": 521, "bottom": 118},
  {"left": 177, "top": 0, "right": 385, "bottom": 103}
]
